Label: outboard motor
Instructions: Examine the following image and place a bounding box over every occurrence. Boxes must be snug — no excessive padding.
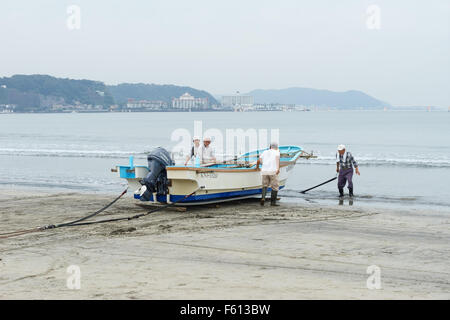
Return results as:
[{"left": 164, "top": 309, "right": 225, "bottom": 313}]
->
[{"left": 140, "top": 147, "right": 174, "bottom": 201}]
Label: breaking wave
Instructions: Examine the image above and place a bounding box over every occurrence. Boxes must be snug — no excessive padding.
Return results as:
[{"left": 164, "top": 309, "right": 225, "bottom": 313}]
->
[
  {"left": 297, "top": 155, "right": 450, "bottom": 168},
  {"left": 0, "top": 148, "right": 148, "bottom": 159},
  {"left": 1, "top": 148, "right": 450, "bottom": 168}
]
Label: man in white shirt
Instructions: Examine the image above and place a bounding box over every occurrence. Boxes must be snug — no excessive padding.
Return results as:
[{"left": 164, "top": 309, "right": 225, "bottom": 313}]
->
[
  {"left": 198, "top": 136, "right": 216, "bottom": 165},
  {"left": 256, "top": 142, "right": 281, "bottom": 206}
]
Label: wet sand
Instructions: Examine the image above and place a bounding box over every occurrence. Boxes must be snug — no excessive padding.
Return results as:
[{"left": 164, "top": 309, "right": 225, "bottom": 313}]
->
[{"left": 0, "top": 190, "right": 449, "bottom": 299}]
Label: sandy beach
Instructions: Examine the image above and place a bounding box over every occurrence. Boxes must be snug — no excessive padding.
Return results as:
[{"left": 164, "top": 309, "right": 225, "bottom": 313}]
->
[{"left": 0, "top": 190, "right": 449, "bottom": 299}]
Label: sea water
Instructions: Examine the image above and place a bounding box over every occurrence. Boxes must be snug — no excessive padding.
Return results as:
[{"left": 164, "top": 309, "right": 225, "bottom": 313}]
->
[{"left": 0, "top": 111, "right": 449, "bottom": 212}]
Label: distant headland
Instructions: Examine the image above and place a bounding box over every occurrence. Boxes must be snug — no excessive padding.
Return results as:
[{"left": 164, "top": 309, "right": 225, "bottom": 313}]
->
[{"left": 1, "top": 74, "right": 436, "bottom": 113}]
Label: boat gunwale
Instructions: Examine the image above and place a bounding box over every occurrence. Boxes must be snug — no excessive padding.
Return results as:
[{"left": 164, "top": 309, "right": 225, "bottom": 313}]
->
[
  {"left": 166, "top": 162, "right": 293, "bottom": 173},
  {"left": 117, "top": 146, "right": 303, "bottom": 174},
  {"left": 164, "top": 147, "right": 303, "bottom": 173},
  {"left": 167, "top": 157, "right": 300, "bottom": 173}
]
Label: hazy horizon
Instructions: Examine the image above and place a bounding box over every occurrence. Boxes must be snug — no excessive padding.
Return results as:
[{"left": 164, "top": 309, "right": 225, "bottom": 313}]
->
[{"left": 1, "top": 0, "right": 449, "bottom": 107}]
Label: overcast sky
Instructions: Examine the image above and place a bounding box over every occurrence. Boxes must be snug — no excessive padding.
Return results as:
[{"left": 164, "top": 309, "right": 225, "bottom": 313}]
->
[{"left": 1, "top": 0, "right": 449, "bottom": 107}]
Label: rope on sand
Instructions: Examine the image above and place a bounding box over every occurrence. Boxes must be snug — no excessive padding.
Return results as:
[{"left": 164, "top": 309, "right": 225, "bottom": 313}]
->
[
  {"left": 0, "top": 187, "right": 202, "bottom": 239},
  {"left": 0, "top": 188, "right": 127, "bottom": 239}
]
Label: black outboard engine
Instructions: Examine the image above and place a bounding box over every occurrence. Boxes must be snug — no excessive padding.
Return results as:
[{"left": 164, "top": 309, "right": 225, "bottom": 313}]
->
[{"left": 140, "top": 147, "right": 174, "bottom": 201}]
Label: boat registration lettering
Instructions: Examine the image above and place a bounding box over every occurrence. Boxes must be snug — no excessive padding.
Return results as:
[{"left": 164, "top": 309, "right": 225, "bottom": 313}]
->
[{"left": 199, "top": 171, "right": 218, "bottom": 178}]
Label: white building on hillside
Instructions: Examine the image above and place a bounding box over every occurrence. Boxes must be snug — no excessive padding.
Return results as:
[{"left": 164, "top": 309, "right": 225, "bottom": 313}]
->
[{"left": 172, "top": 93, "right": 209, "bottom": 109}]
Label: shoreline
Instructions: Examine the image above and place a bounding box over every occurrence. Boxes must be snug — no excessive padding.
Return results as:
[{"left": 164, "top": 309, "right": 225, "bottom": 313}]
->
[
  {"left": 2, "top": 184, "right": 449, "bottom": 214},
  {"left": 0, "top": 190, "right": 449, "bottom": 299},
  {"left": 2, "top": 109, "right": 449, "bottom": 114}
]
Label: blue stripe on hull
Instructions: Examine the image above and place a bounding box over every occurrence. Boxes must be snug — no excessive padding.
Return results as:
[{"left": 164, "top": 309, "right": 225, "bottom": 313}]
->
[{"left": 134, "top": 186, "right": 285, "bottom": 203}]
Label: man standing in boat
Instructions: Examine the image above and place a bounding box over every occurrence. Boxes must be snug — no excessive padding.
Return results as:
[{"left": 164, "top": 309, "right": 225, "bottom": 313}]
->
[
  {"left": 256, "top": 142, "right": 281, "bottom": 206},
  {"left": 184, "top": 136, "right": 201, "bottom": 166},
  {"left": 199, "top": 136, "right": 216, "bottom": 165},
  {"left": 336, "top": 144, "right": 360, "bottom": 198}
]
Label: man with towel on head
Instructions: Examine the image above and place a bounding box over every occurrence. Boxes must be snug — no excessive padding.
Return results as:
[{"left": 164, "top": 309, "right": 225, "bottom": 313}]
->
[
  {"left": 336, "top": 144, "right": 360, "bottom": 198},
  {"left": 257, "top": 142, "right": 281, "bottom": 206},
  {"left": 198, "top": 136, "right": 216, "bottom": 165},
  {"left": 185, "top": 136, "right": 201, "bottom": 166}
]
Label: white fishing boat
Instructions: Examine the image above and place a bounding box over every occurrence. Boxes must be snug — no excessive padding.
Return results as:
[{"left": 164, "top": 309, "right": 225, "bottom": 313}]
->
[{"left": 112, "top": 146, "right": 310, "bottom": 206}]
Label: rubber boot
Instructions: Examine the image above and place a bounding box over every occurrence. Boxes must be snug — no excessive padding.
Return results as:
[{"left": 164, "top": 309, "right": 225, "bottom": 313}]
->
[
  {"left": 260, "top": 187, "right": 267, "bottom": 206},
  {"left": 339, "top": 188, "right": 344, "bottom": 198},
  {"left": 349, "top": 187, "right": 354, "bottom": 198},
  {"left": 270, "top": 190, "right": 280, "bottom": 206}
]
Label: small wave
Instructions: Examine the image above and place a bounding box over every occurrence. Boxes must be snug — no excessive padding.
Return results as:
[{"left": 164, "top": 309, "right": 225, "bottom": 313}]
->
[
  {"left": 1, "top": 148, "right": 450, "bottom": 168},
  {"left": 297, "top": 156, "right": 450, "bottom": 168},
  {"left": 282, "top": 188, "right": 420, "bottom": 201},
  {"left": 0, "top": 148, "right": 147, "bottom": 159},
  {"left": 0, "top": 178, "right": 127, "bottom": 192},
  {"left": 280, "top": 188, "right": 449, "bottom": 208}
]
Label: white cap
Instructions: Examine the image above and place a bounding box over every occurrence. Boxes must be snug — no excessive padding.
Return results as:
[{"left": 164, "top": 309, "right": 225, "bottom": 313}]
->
[
  {"left": 337, "top": 144, "right": 346, "bottom": 151},
  {"left": 192, "top": 136, "right": 200, "bottom": 141},
  {"left": 203, "top": 136, "right": 211, "bottom": 142}
]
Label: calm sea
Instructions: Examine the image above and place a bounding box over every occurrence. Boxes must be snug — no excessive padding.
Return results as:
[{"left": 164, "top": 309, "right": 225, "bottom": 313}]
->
[{"left": 1, "top": 111, "right": 449, "bottom": 212}]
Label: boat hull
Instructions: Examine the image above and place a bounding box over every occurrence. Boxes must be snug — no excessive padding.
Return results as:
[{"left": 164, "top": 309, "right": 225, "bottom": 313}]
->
[
  {"left": 114, "top": 145, "right": 301, "bottom": 206},
  {"left": 116, "top": 164, "right": 294, "bottom": 205}
]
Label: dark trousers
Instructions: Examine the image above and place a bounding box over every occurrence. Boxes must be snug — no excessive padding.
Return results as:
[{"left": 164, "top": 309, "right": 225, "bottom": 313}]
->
[{"left": 338, "top": 168, "right": 353, "bottom": 189}]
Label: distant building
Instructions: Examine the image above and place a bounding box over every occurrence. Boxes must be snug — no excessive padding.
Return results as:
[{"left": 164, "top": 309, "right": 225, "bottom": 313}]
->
[
  {"left": 127, "top": 99, "right": 167, "bottom": 110},
  {"left": 233, "top": 103, "right": 305, "bottom": 112},
  {"left": 172, "top": 93, "right": 209, "bottom": 110},
  {"left": 222, "top": 95, "right": 254, "bottom": 107},
  {"left": 0, "top": 104, "right": 16, "bottom": 113}
]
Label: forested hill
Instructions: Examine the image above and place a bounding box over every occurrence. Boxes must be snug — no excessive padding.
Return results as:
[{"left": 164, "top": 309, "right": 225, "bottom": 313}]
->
[
  {"left": 0, "top": 75, "right": 218, "bottom": 111},
  {"left": 0, "top": 75, "right": 114, "bottom": 111}
]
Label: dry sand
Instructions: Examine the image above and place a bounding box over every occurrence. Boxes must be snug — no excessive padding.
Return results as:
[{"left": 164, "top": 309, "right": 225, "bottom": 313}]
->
[{"left": 0, "top": 189, "right": 449, "bottom": 299}]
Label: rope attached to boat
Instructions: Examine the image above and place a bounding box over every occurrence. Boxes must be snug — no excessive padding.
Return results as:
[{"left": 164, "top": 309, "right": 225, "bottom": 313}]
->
[
  {"left": 0, "top": 187, "right": 201, "bottom": 239},
  {"left": 299, "top": 175, "right": 338, "bottom": 194},
  {"left": 64, "top": 187, "right": 201, "bottom": 227},
  {"left": 0, "top": 188, "right": 128, "bottom": 239},
  {"left": 50, "top": 188, "right": 129, "bottom": 228}
]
